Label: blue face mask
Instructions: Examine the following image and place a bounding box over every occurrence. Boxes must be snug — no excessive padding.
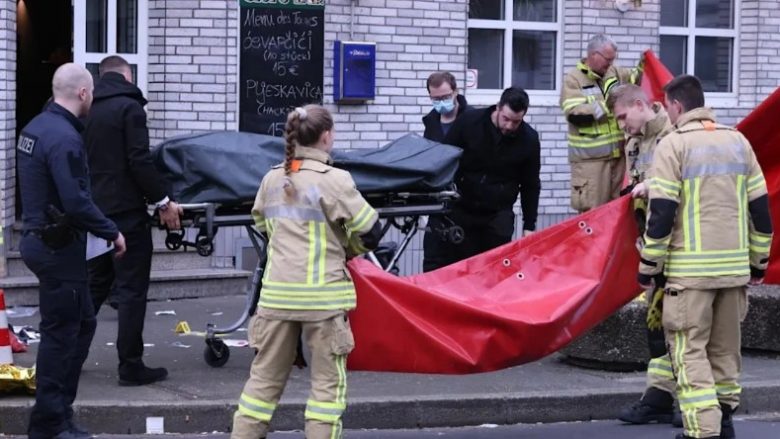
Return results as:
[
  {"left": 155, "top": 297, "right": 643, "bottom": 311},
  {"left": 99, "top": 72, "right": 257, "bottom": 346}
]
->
[{"left": 433, "top": 98, "right": 456, "bottom": 115}]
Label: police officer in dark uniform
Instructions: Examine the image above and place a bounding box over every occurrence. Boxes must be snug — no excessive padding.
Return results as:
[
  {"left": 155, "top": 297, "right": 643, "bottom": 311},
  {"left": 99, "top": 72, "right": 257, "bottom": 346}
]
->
[{"left": 17, "top": 63, "right": 126, "bottom": 439}]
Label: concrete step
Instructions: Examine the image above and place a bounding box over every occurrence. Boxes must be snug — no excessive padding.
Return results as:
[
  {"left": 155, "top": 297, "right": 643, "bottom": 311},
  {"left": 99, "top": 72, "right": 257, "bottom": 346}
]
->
[
  {"left": 0, "top": 268, "right": 251, "bottom": 307},
  {"left": 5, "top": 247, "right": 214, "bottom": 277},
  {"left": 561, "top": 286, "right": 780, "bottom": 369}
]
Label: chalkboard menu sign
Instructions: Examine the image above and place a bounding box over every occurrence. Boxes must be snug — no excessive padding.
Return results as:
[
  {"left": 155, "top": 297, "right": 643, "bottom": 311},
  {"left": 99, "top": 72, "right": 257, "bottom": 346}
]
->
[{"left": 239, "top": 0, "right": 325, "bottom": 136}]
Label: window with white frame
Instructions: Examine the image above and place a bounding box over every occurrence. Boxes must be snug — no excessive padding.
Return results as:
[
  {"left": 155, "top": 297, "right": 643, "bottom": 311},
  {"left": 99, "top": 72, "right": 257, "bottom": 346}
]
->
[
  {"left": 467, "top": 0, "right": 562, "bottom": 96},
  {"left": 659, "top": 0, "right": 737, "bottom": 93},
  {"left": 74, "top": 0, "right": 148, "bottom": 94}
]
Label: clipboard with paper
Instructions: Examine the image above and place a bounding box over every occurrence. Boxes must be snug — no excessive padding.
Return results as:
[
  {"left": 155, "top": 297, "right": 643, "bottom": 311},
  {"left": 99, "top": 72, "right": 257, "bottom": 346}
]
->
[{"left": 86, "top": 232, "right": 114, "bottom": 260}]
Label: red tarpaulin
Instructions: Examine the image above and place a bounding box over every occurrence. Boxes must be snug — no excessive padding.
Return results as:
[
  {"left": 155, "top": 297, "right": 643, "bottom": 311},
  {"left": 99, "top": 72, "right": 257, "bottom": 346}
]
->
[
  {"left": 348, "top": 197, "right": 642, "bottom": 374},
  {"left": 736, "top": 87, "right": 780, "bottom": 283},
  {"left": 640, "top": 50, "right": 673, "bottom": 103}
]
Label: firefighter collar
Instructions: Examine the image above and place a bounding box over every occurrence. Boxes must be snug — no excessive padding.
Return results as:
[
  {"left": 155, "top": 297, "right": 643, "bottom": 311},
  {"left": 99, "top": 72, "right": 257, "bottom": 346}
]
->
[
  {"left": 674, "top": 107, "right": 717, "bottom": 130},
  {"left": 577, "top": 60, "right": 603, "bottom": 81},
  {"left": 295, "top": 146, "right": 333, "bottom": 166},
  {"left": 641, "top": 102, "right": 671, "bottom": 138}
]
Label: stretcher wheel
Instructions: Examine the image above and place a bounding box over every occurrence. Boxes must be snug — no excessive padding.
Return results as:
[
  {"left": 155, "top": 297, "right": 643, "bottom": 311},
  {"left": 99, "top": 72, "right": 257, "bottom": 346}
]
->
[
  {"left": 195, "top": 235, "right": 214, "bottom": 257},
  {"left": 204, "top": 338, "right": 230, "bottom": 367},
  {"left": 448, "top": 226, "right": 465, "bottom": 244},
  {"left": 165, "top": 231, "right": 184, "bottom": 250}
]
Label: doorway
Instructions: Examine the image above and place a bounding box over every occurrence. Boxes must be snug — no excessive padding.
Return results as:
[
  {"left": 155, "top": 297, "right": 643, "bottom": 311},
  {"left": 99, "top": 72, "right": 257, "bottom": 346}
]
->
[{"left": 15, "top": 0, "right": 73, "bottom": 217}]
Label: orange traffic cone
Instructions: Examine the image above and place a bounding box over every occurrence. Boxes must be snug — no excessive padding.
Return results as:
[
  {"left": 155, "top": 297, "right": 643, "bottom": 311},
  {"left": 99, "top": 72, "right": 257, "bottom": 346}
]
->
[{"left": 0, "top": 289, "right": 13, "bottom": 364}]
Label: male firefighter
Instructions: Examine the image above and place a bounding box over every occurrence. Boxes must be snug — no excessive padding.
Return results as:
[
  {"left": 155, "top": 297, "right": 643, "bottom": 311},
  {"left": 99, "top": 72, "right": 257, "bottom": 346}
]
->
[
  {"left": 606, "top": 84, "right": 682, "bottom": 428},
  {"left": 560, "top": 34, "right": 642, "bottom": 212},
  {"left": 638, "top": 75, "right": 772, "bottom": 439}
]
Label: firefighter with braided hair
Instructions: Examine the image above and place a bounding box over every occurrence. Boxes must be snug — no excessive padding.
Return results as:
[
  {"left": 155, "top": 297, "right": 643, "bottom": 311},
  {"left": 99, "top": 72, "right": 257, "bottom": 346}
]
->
[{"left": 231, "top": 105, "right": 382, "bottom": 439}]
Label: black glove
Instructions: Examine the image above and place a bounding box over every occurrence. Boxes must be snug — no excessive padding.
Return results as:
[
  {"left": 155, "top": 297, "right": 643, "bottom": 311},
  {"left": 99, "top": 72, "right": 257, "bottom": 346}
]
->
[
  {"left": 750, "top": 266, "right": 765, "bottom": 279},
  {"left": 638, "top": 272, "right": 666, "bottom": 289}
]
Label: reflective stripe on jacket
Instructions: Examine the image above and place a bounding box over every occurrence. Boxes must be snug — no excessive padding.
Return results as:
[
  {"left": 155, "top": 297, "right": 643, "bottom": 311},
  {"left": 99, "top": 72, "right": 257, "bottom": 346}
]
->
[
  {"left": 252, "top": 146, "right": 379, "bottom": 311},
  {"left": 560, "top": 60, "right": 641, "bottom": 162}
]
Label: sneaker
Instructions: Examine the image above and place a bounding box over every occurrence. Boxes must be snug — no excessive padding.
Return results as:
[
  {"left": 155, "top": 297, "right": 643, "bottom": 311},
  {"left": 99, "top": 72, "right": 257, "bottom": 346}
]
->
[
  {"left": 53, "top": 430, "right": 92, "bottom": 439},
  {"left": 118, "top": 365, "right": 168, "bottom": 386},
  {"left": 619, "top": 399, "right": 674, "bottom": 424},
  {"left": 68, "top": 420, "right": 93, "bottom": 438}
]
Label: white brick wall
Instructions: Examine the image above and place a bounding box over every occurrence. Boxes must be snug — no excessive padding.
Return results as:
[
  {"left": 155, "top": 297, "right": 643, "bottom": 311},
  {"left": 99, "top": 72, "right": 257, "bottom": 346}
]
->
[
  {"left": 0, "top": 0, "right": 15, "bottom": 258},
  {"left": 147, "top": 0, "right": 239, "bottom": 142}
]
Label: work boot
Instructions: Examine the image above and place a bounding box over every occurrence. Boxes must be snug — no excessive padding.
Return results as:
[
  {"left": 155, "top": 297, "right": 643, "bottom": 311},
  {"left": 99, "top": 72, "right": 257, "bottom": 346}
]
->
[
  {"left": 672, "top": 408, "right": 684, "bottom": 428},
  {"left": 118, "top": 365, "right": 168, "bottom": 386},
  {"left": 720, "top": 403, "right": 736, "bottom": 439},
  {"left": 619, "top": 387, "right": 674, "bottom": 424}
]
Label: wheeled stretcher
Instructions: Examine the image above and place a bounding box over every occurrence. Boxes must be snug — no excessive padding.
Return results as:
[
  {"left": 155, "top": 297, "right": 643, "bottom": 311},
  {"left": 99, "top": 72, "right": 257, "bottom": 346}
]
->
[
  {"left": 151, "top": 130, "right": 464, "bottom": 366},
  {"left": 161, "top": 189, "right": 461, "bottom": 366}
]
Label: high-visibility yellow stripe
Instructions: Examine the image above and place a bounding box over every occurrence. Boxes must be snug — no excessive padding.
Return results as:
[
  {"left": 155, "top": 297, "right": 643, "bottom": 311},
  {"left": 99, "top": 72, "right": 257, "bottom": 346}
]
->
[
  {"left": 237, "top": 393, "right": 276, "bottom": 422},
  {"left": 263, "top": 280, "right": 353, "bottom": 289},
  {"left": 647, "top": 357, "right": 675, "bottom": 379},
  {"left": 307, "top": 221, "right": 316, "bottom": 284},
  {"left": 693, "top": 178, "right": 702, "bottom": 252},
  {"left": 747, "top": 173, "right": 766, "bottom": 193},
  {"left": 318, "top": 222, "right": 327, "bottom": 284},
  {"left": 261, "top": 292, "right": 355, "bottom": 302},
  {"left": 653, "top": 177, "right": 682, "bottom": 191},
  {"left": 562, "top": 97, "right": 588, "bottom": 111},
  {"left": 737, "top": 175, "right": 747, "bottom": 249}
]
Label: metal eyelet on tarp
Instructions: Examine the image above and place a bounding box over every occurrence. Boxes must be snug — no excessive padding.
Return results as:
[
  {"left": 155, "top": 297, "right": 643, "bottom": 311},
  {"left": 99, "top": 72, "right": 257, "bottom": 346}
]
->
[
  {"left": 502, "top": 259, "right": 511, "bottom": 267},
  {"left": 578, "top": 221, "right": 587, "bottom": 229},
  {"left": 516, "top": 272, "right": 525, "bottom": 280},
  {"left": 585, "top": 227, "right": 593, "bottom": 235}
]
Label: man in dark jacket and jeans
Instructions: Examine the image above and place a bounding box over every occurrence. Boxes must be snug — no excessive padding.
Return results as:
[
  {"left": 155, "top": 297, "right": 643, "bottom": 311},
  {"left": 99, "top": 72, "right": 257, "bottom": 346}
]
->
[
  {"left": 425, "top": 87, "right": 541, "bottom": 268},
  {"left": 84, "top": 55, "right": 182, "bottom": 386}
]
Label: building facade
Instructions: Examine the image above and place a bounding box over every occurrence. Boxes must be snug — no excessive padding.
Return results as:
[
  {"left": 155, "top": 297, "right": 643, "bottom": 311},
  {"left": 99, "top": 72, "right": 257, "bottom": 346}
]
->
[{"left": 1, "top": 0, "right": 779, "bottom": 274}]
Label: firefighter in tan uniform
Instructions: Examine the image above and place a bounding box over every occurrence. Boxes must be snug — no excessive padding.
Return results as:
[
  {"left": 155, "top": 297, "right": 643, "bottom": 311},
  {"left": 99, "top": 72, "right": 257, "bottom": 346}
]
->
[
  {"left": 231, "top": 105, "right": 381, "bottom": 439},
  {"left": 560, "top": 34, "right": 642, "bottom": 212},
  {"left": 606, "top": 84, "right": 682, "bottom": 427},
  {"left": 638, "top": 76, "right": 772, "bottom": 439}
]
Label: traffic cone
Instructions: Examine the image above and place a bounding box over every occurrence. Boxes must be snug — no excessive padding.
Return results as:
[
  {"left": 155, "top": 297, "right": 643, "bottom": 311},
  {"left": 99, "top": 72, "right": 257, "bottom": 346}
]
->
[{"left": 0, "top": 289, "right": 13, "bottom": 364}]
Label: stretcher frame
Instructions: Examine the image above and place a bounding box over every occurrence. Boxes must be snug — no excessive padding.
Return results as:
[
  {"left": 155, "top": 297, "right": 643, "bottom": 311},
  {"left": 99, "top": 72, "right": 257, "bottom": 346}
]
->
[{"left": 158, "top": 190, "right": 461, "bottom": 367}]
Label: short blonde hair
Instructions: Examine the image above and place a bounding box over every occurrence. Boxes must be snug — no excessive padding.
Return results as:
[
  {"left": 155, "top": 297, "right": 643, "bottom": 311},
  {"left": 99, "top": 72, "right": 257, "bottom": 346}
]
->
[{"left": 606, "top": 84, "right": 648, "bottom": 113}]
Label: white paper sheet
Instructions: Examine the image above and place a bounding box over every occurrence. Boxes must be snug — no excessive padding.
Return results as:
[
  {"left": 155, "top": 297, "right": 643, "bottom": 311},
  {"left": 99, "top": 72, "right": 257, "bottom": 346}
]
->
[{"left": 86, "top": 232, "right": 114, "bottom": 260}]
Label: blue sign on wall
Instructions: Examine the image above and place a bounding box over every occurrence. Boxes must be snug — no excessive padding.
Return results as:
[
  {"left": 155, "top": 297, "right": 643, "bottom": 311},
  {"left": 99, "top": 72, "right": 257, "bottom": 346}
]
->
[{"left": 333, "top": 40, "right": 376, "bottom": 103}]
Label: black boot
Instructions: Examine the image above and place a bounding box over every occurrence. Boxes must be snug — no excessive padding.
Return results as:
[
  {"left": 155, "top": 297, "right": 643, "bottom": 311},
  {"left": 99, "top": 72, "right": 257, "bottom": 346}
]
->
[
  {"left": 720, "top": 403, "right": 736, "bottom": 439},
  {"left": 672, "top": 407, "right": 683, "bottom": 428},
  {"left": 619, "top": 388, "right": 675, "bottom": 424},
  {"left": 118, "top": 364, "right": 168, "bottom": 386}
]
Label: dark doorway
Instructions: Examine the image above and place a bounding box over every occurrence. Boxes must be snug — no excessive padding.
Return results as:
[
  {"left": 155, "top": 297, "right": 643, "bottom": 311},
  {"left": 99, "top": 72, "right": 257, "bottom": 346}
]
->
[{"left": 15, "top": 0, "right": 73, "bottom": 217}]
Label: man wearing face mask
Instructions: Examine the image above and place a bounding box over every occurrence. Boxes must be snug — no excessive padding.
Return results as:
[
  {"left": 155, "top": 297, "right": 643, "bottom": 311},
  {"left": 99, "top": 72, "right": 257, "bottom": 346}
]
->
[
  {"left": 424, "top": 86, "right": 540, "bottom": 269},
  {"left": 561, "top": 34, "right": 643, "bottom": 213},
  {"left": 422, "top": 71, "right": 471, "bottom": 142},
  {"left": 421, "top": 71, "right": 473, "bottom": 271}
]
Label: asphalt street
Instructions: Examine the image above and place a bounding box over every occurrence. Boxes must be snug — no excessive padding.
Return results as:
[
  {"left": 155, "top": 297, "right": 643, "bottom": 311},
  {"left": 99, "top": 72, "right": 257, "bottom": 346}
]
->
[{"left": 4, "top": 418, "right": 778, "bottom": 439}]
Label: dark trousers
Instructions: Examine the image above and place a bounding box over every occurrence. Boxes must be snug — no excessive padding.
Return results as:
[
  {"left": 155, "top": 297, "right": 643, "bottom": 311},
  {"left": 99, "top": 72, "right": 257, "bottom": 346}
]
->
[
  {"left": 21, "top": 234, "right": 96, "bottom": 439},
  {"left": 88, "top": 210, "right": 152, "bottom": 375},
  {"left": 422, "top": 207, "right": 515, "bottom": 272}
]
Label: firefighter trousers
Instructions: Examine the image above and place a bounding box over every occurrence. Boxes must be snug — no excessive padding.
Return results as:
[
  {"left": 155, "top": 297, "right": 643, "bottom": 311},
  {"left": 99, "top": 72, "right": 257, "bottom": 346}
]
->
[
  {"left": 231, "top": 314, "right": 355, "bottom": 439},
  {"left": 664, "top": 287, "right": 747, "bottom": 438},
  {"left": 570, "top": 157, "right": 625, "bottom": 213}
]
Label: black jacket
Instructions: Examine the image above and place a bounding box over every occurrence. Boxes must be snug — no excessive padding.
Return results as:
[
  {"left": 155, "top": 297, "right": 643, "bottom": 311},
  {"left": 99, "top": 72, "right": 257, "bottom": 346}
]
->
[
  {"left": 443, "top": 105, "right": 542, "bottom": 231},
  {"left": 422, "top": 94, "right": 471, "bottom": 143},
  {"left": 84, "top": 72, "right": 169, "bottom": 216}
]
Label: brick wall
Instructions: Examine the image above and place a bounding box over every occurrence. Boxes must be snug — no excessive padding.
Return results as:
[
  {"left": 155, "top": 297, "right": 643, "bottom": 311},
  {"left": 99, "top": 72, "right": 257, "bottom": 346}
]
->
[
  {"left": 0, "top": 0, "right": 15, "bottom": 261},
  {"left": 147, "top": 0, "right": 239, "bottom": 143}
]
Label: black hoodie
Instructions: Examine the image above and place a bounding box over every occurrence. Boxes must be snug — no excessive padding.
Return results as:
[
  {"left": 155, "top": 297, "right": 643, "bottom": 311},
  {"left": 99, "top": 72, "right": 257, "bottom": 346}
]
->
[{"left": 84, "top": 72, "right": 169, "bottom": 217}]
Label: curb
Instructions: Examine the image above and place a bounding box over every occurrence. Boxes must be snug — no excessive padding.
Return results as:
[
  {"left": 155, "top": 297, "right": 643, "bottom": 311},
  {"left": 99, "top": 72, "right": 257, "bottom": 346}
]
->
[{"left": 3, "top": 383, "right": 780, "bottom": 434}]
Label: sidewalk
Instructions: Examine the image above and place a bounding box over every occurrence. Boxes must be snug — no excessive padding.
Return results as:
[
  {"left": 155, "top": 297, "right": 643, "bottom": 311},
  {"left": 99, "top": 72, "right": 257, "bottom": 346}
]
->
[{"left": 2, "top": 295, "right": 779, "bottom": 435}]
